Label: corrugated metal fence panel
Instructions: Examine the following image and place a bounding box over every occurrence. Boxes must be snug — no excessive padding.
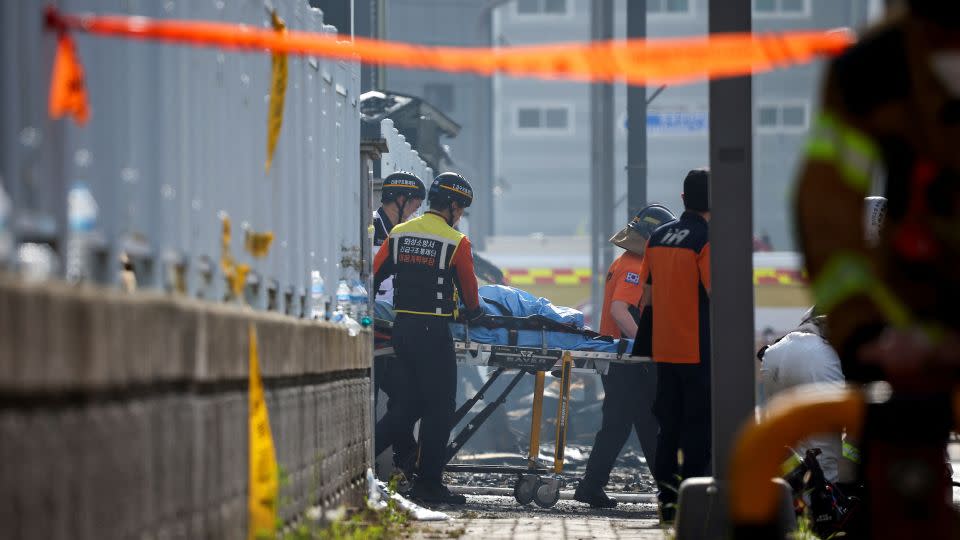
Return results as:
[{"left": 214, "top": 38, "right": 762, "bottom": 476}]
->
[{"left": 1, "top": 0, "right": 363, "bottom": 318}]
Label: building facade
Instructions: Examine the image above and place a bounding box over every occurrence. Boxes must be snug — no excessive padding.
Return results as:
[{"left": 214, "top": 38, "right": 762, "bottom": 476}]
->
[
  {"left": 492, "top": 0, "right": 873, "bottom": 250},
  {"left": 382, "top": 0, "right": 495, "bottom": 249}
]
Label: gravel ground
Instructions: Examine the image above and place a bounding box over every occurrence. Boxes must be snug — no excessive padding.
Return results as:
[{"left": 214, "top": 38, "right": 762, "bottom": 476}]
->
[
  {"left": 402, "top": 444, "right": 666, "bottom": 539},
  {"left": 445, "top": 444, "right": 658, "bottom": 494}
]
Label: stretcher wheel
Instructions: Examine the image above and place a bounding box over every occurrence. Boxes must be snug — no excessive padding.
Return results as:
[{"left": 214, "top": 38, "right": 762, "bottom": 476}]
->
[
  {"left": 514, "top": 474, "right": 540, "bottom": 506},
  {"left": 534, "top": 477, "right": 562, "bottom": 508}
]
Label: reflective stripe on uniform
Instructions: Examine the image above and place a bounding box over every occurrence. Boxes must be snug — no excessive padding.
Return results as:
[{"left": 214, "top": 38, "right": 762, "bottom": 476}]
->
[
  {"left": 781, "top": 452, "right": 802, "bottom": 476},
  {"left": 395, "top": 308, "right": 452, "bottom": 317},
  {"left": 812, "top": 252, "right": 911, "bottom": 326},
  {"left": 842, "top": 440, "right": 861, "bottom": 464},
  {"left": 805, "top": 112, "right": 880, "bottom": 193}
]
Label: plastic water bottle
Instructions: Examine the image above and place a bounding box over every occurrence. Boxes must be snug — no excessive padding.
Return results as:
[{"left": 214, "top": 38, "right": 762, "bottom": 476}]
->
[
  {"left": 310, "top": 271, "right": 326, "bottom": 320},
  {"left": 343, "top": 314, "right": 362, "bottom": 337},
  {"left": 334, "top": 279, "right": 351, "bottom": 323},
  {"left": 66, "top": 181, "right": 99, "bottom": 282},
  {"left": 349, "top": 280, "right": 367, "bottom": 320}
]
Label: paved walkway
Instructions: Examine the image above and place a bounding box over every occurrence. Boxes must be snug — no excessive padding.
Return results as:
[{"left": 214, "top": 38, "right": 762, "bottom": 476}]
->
[
  {"left": 409, "top": 496, "right": 670, "bottom": 539},
  {"left": 415, "top": 517, "right": 668, "bottom": 539}
]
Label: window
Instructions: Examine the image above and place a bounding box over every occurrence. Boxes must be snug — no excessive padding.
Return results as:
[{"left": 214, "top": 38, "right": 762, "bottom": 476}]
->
[
  {"left": 753, "top": 0, "right": 809, "bottom": 17},
  {"left": 514, "top": 105, "right": 572, "bottom": 133},
  {"left": 423, "top": 83, "right": 454, "bottom": 113},
  {"left": 756, "top": 102, "right": 809, "bottom": 132},
  {"left": 544, "top": 108, "right": 568, "bottom": 128},
  {"left": 781, "top": 105, "right": 805, "bottom": 127},
  {"left": 517, "top": 108, "right": 541, "bottom": 128},
  {"left": 648, "top": 0, "right": 691, "bottom": 14},
  {"left": 515, "top": 0, "right": 567, "bottom": 15}
]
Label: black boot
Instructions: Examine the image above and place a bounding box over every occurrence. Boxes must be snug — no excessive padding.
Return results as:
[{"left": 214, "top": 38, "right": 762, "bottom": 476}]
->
[
  {"left": 658, "top": 502, "right": 676, "bottom": 524},
  {"left": 573, "top": 482, "right": 618, "bottom": 508},
  {"left": 409, "top": 481, "right": 467, "bottom": 505}
]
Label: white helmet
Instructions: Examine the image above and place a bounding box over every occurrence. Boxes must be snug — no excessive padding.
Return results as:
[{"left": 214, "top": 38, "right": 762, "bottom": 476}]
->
[{"left": 864, "top": 196, "right": 887, "bottom": 246}]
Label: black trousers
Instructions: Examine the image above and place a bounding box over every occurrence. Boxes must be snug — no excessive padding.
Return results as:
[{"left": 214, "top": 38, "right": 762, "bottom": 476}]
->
[
  {"left": 375, "top": 314, "right": 457, "bottom": 485},
  {"left": 581, "top": 362, "right": 659, "bottom": 489},
  {"left": 652, "top": 362, "right": 712, "bottom": 506},
  {"left": 374, "top": 356, "right": 418, "bottom": 466}
]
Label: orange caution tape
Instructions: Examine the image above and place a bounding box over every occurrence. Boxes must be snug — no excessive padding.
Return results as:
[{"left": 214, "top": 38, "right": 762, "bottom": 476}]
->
[
  {"left": 43, "top": 7, "right": 854, "bottom": 124},
  {"left": 48, "top": 32, "right": 90, "bottom": 125}
]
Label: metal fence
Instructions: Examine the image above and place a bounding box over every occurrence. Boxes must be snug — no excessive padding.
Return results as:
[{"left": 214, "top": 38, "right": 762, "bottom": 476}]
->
[{"left": 1, "top": 0, "right": 365, "bottom": 317}]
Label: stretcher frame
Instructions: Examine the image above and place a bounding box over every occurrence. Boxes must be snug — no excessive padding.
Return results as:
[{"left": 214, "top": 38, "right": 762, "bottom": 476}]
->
[{"left": 374, "top": 318, "right": 650, "bottom": 507}]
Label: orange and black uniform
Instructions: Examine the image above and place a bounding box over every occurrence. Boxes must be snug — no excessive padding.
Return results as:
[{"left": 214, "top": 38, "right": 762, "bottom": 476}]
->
[
  {"left": 580, "top": 252, "right": 659, "bottom": 492},
  {"left": 372, "top": 211, "right": 480, "bottom": 484},
  {"left": 637, "top": 211, "right": 712, "bottom": 507}
]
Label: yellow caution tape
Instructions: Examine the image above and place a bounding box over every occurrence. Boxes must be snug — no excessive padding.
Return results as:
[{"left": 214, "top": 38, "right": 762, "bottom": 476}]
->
[
  {"left": 244, "top": 229, "right": 275, "bottom": 259},
  {"left": 220, "top": 216, "right": 250, "bottom": 299},
  {"left": 265, "top": 9, "right": 288, "bottom": 174},
  {"left": 248, "top": 324, "right": 279, "bottom": 540}
]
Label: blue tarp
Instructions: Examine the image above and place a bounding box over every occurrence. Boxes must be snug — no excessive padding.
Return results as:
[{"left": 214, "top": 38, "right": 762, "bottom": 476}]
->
[{"left": 377, "top": 284, "right": 631, "bottom": 354}]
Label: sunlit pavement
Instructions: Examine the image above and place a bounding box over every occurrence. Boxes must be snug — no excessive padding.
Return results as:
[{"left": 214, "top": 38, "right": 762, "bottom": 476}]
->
[
  {"left": 409, "top": 442, "right": 960, "bottom": 539},
  {"left": 410, "top": 495, "right": 667, "bottom": 539}
]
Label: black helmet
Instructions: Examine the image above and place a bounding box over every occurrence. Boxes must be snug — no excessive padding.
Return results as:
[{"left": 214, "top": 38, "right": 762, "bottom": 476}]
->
[
  {"left": 628, "top": 204, "right": 677, "bottom": 239},
  {"left": 381, "top": 171, "right": 426, "bottom": 203},
  {"left": 429, "top": 172, "right": 474, "bottom": 209}
]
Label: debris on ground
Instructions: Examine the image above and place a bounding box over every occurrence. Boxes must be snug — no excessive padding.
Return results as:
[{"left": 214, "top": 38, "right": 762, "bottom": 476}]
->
[{"left": 368, "top": 468, "right": 450, "bottom": 522}]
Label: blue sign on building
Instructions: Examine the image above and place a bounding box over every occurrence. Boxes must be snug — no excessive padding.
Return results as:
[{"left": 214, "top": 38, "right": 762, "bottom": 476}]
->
[
  {"left": 623, "top": 111, "right": 709, "bottom": 135},
  {"left": 648, "top": 111, "right": 708, "bottom": 134}
]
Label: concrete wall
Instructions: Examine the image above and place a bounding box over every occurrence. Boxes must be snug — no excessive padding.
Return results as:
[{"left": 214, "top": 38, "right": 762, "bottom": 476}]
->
[{"left": 0, "top": 275, "right": 371, "bottom": 540}]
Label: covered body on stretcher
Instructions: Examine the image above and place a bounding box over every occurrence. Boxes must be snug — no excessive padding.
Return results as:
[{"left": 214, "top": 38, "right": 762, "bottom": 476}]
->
[
  {"left": 374, "top": 284, "right": 649, "bottom": 374},
  {"left": 374, "top": 285, "right": 649, "bottom": 506}
]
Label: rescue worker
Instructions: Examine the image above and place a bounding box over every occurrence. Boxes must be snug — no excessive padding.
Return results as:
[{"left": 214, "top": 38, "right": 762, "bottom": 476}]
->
[
  {"left": 759, "top": 307, "right": 844, "bottom": 481},
  {"left": 794, "top": 3, "right": 960, "bottom": 535},
  {"left": 373, "top": 172, "right": 484, "bottom": 505},
  {"left": 573, "top": 204, "right": 677, "bottom": 509},
  {"left": 759, "top": 197, "right": 887, "bottom": 487},
  {"left": 794, "top": 0, "right": 960, "bottom": 388},
  {"left": 372, "top": 171, "right": 426, "bottom": 478},
  {"left": 373, "top": 171, "right": 426, "bottom": 261},
  {"left": 635, "top": 168, "right": 712, "bottom": 523}
]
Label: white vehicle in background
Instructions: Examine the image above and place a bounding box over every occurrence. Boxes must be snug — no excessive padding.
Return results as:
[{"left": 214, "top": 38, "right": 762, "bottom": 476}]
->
[{"left": 752, "top": 251, "right": 810, "bottom": 346}]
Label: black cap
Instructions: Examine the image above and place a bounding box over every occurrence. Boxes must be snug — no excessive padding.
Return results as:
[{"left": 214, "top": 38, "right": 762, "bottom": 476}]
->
[{"left": 683, "top": 168, "right": 710, "bottom": 212}]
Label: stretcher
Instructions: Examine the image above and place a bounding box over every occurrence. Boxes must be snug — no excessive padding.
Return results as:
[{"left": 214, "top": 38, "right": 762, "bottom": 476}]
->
[{"left": 375, "top": 316, "right": 650, "bottom": 507}]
